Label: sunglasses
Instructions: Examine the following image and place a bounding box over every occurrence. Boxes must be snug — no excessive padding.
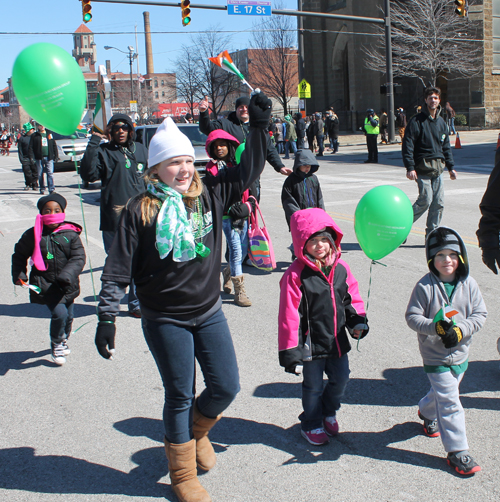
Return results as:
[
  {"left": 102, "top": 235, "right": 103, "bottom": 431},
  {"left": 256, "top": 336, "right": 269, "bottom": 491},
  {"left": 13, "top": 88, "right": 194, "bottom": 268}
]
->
[{"left": 112, "top": 124, "right": 130, "bottom": 132}]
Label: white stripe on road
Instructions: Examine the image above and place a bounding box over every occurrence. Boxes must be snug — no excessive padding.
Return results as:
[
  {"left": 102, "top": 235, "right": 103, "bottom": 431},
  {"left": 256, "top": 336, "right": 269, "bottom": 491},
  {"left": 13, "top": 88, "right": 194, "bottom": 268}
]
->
[{"left": 85, "top": 234, "right": 105, "bottom": 250}]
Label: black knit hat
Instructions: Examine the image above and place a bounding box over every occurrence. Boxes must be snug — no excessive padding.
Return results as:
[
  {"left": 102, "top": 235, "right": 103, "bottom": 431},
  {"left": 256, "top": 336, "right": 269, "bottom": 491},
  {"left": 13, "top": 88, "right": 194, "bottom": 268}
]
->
[
  {"left": 37, "top": 192, "right": 67, "bottom": 212},
  {"left": 235, "top": 96, "right": 250, "bottom": 109},
  {"left": 427, "top": 230, "right": 461, "bottom": 260},
  {"left": 307, "top": 229, "right": 337, "bottom": 247}
]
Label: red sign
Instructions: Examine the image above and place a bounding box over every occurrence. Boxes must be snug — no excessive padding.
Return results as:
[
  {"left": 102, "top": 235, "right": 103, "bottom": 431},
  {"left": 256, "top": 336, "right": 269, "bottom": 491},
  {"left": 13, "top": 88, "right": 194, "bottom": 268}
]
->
[{"left": 154, "top": 103, "right": 200, "bottom": 118}]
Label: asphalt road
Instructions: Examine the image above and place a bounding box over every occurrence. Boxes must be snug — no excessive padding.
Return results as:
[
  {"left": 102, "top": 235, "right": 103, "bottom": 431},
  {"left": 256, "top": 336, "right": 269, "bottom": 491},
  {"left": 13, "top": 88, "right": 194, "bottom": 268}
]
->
[{"left": 1, "top": 130, "right": 499, "bottom": 501}]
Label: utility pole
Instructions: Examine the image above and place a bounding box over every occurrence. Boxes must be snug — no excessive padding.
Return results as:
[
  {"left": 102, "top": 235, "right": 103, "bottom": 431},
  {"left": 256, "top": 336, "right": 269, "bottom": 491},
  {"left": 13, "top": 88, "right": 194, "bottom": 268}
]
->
[{"left": 384, "top": 0, "right": 395, "bottom": 143}]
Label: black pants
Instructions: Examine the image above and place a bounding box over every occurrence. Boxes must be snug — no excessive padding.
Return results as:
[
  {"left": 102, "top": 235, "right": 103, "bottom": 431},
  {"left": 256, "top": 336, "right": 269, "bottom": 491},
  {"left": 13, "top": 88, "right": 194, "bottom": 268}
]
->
[
  {"left": 366, "top": 134, "right": 378, "bottom": 162},
  {"left": 21, "top": 160, "right": 38, "bottom": 186}
]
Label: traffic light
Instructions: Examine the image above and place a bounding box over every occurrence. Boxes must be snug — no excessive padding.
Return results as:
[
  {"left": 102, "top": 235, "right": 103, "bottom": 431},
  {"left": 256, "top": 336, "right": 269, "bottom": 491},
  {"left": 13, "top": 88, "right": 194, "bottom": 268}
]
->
[
  {"left": 82, "top": 0, "right": 92, "bottom": 23},
  {"left": 181, "top": 0, "right": 191, "bottom": 27},
  {"left": 454, "top": 0, "right": 467, "bottom": 17}
]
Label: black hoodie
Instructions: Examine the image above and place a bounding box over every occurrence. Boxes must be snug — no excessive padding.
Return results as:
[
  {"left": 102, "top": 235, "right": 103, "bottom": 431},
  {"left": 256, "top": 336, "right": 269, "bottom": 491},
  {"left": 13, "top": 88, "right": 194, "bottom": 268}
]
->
[
  {"left": 80, "top": 113, "right": 148, "bottom": 232},
  {"left": 281, "top": 149, "right": 325, "bottom": 229}
]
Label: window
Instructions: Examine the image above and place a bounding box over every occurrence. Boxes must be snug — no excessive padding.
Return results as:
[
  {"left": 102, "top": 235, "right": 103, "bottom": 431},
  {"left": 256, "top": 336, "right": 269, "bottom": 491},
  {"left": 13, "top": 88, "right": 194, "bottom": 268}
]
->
[
  {"left": 494, "top": 0, "right": 500, "bottom": 71},
  {"left": 162, "top": 91, "right": 165, "bottom": 97},
  {"left": 161, "top": 80, "right": 164, "bottom": 86},
  {"left": 154, "top": 80, "right": 158, "bottom": 88},
  {"left": 155, "top": 92, "right": 158, "bottom": 98}
]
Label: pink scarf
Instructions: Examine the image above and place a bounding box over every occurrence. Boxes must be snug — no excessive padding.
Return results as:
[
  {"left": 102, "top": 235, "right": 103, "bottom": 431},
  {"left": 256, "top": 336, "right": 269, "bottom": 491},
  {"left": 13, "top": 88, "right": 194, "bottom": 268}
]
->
[{"left": 31, "top": 213, "right": 66, "bottom": 271}]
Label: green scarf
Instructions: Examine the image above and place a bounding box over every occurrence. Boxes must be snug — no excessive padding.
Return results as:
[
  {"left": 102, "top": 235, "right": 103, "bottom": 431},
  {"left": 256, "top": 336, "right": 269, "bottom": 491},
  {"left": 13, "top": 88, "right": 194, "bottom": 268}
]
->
[{"left": 147, "top": 181, "right": 196, "bottom": 262}]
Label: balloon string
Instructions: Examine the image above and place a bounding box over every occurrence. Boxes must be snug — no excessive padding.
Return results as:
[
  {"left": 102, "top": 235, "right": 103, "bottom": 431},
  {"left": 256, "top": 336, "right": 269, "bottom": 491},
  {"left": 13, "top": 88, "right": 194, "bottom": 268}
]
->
[
  {"left": 356, "top": 259, "right": 386, "bottom": 352},
  {"left": 73, "top": 137, "right": 99, "bottom": 317}
]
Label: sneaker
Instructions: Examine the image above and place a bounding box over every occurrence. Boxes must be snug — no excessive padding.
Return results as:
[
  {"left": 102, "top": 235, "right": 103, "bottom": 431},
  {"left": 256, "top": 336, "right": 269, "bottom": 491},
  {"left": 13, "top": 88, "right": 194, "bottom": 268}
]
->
[
  {"left": 418, "top": 411, "right": 440, "bottom": 437},
  {"left": 61, "top": 339, "right": 71, "bottom": 356},
  {"left": 323, "top": 416, "right": 339, "bottom": 436},
  {"left": 301, "top": 428, "right": 329, "bottom": 446},
  {"left": 40, "top": 190, "right": 45, "bottom": 195},
  {"left": 129, "top": 309, "right": 142, "bottom": 318},
  {"left": 51, "top": 342, "right": 67, "bottom": 366},
  {"left": 447, "top": 452, "right": 481, "bottom": 476}
]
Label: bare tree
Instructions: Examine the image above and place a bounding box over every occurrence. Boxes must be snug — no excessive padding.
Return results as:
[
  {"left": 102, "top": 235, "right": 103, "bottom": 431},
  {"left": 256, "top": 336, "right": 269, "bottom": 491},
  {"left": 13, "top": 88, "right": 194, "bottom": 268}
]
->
[
  {"left": 250, "top": 4, "right": 298, "bottom": 116},
  {"left": 174, "top": 50, "right": 203, "bottom": 115},
  {"left": 191, "top": 26, "right": 241, "bottom": 117},
  {"left": 363, "top": 0, "right": 482, "bottom": 87}
]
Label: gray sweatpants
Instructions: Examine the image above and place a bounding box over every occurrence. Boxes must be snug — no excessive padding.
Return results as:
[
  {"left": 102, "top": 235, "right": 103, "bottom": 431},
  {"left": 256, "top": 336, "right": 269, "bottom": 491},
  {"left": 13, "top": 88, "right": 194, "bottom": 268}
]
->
[{"left": 419, "top": 370, "right": 468, "bottom": 453}]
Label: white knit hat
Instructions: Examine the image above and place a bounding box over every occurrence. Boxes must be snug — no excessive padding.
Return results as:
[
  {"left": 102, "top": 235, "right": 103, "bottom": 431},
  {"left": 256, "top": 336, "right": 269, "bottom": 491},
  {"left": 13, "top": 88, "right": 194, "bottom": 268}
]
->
[{"left": 148, "top": 117, "right": 195, "bottom": 167}]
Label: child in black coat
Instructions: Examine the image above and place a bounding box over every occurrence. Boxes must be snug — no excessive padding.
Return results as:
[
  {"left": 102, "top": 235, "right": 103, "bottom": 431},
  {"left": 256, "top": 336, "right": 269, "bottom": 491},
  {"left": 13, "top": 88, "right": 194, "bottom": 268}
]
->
[{"left": 12, "top": 193, "right": 86, "bottom": 365}]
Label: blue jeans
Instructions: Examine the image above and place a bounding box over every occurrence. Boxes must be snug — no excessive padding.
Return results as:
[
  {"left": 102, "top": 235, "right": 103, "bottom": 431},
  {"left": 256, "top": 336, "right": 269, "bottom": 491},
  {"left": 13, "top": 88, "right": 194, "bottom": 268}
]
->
[
  {"left": 46, "top": 301, "right": 74, "bottom": 344},
  {"left": 102, "top": 230, "right": 140, "bottom": 312},
  {"left": 316, "top": 134, "right": 325, "bottom": 155},
  {"left": 449, "top": 117, "right": 456, "bottom": 135},
  {"left": 284, "top": 140, "right": 297, "bottom": 159},
  {"left": 331, "top": 138, "right": 338, "bottom": 153},
  {"left": 222, "top": 218, "right": 248, "bottom": 277},
  {"left": 36, "top": 157, "right": 55, "bottom": 193},
  {"left": 413, "top": 174, "right": 444, "bottom": 237},
  {"left": 142, "top": 308, "right": 240, "bottom": 444},
  {"left": 297, "top": 137, "right": 305, "bottom": 150},
  {"left": 300, "top": 354, "right": 350, "bottom": 431}
]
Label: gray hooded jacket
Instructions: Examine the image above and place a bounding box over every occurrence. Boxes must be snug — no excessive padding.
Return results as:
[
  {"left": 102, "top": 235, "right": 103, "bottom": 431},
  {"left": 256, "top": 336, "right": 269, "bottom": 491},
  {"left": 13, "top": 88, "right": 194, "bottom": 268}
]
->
[{"left": 405, "top": 227, "right": 487, "bottom": 366}]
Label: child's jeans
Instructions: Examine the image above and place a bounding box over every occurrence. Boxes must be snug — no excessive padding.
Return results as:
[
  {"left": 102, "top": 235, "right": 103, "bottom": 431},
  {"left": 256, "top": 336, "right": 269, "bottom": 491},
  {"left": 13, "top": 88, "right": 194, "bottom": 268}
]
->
[
  {"left": 419, "top": 370, "right": 468, "bottom": 452},
  {"left": 46, "top": 301, "right": 74, "bottom": 344},
  {"left": 222, "top": 218, "right": 248, "bottom": 277},
  {"left": 299, "top": 354, "right": 350, "bottom": 431}
]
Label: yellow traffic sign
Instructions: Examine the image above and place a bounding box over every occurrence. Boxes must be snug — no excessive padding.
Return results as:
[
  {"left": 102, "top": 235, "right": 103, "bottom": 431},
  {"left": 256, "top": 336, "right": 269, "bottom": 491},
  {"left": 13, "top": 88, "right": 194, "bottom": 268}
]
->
[{"left": 298, "top": 79, "right": 311, "bottom": 98}]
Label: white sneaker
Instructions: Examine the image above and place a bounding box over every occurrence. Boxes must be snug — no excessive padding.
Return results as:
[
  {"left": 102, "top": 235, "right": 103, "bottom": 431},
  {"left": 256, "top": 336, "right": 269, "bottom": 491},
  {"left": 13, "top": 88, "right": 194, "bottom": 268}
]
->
[
  {"left": 51, "top": 342, "right": 67, "bottom": 366},
  {"left": 61, "top": 339, "right": 71, "bottom": 356}
]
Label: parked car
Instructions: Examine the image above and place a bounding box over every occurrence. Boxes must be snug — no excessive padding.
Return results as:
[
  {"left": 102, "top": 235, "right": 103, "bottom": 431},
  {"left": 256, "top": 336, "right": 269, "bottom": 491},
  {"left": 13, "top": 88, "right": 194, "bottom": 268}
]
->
[
  {"left": 52, "top": 131, "right": 89, "bottom": 170},
  {"left": 135, "top": 123, "right": 209, "bottom": 172}
]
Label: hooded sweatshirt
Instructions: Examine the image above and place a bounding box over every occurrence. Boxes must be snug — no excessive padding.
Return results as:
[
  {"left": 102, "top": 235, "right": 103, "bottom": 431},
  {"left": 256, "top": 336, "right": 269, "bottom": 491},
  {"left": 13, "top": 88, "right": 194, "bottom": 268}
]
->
[
  {"left": 80, "top": 113, "right": 148, "bottom": 232},
  {"left": 281, "top": 149, "right": 324, "bottom": 229},
  {"left": 278, "top": 208, "right": 367, "bottom": 373},
  {"left": 405, "top": 227, "right": 487, "bottom": 367}
]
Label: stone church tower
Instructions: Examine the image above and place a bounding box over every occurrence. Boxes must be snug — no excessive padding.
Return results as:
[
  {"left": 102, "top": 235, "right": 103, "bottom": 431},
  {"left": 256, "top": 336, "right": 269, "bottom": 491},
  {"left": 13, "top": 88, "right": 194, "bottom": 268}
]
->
[{"left": 72, "top": 24, "right": 97, "bottom": 73}]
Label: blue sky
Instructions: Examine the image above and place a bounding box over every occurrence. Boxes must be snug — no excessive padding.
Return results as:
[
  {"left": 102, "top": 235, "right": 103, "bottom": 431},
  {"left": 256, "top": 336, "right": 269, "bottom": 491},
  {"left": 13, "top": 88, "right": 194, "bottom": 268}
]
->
[{"left": 1, "top": 0, "right": 297, "bottom": 91}]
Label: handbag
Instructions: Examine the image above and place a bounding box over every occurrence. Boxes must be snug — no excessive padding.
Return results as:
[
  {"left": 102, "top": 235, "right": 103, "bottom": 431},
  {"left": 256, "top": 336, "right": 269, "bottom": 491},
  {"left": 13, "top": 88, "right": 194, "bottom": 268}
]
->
[{"left": 247, "top": 196, "right": 276, "bottom": 271}]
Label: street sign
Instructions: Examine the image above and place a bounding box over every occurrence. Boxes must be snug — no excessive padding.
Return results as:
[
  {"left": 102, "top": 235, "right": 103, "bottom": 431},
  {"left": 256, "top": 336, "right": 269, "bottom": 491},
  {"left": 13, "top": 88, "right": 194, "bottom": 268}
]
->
[
  {"left": 298, "top": 99, "right": 305, "bottom": 110},
  {"left": 130, "top": 100, "right": 138, "bottom": 112},
  {"left": 227, "top": 0, "right": 271, "bottom": 16},
  {"left": 0, "top": 103, "right": 10, "bottom": 108},
  {"left": 298, "top": 79, "right": 311, "bottom": 98}
]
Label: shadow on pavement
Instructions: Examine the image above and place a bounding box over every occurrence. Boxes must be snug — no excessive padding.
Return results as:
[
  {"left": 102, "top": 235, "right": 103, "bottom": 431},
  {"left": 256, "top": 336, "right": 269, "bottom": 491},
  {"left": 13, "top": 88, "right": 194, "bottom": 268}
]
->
[
  {"left": 0, "top": 349, "right": 52, "bottom": 375},
  {"left": 0, "top": 446, "right": 171, "bottom": 499},
  {"left": 0, "top": 302, "right": 97, "bottom": 318}
]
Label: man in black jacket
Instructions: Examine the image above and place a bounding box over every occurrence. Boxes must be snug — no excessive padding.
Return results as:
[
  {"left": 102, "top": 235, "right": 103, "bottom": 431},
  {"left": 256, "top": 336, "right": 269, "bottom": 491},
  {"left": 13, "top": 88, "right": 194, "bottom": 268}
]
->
[
  {"left": 80, "top": 113, "right": 148, "bottom": 317},
  {"left": 295, "top": 112, "right": 306, "bottom": 150},
  {"left": 18, "top": 122, "right": 38, "bottom": 190},
  {"left": 29, "top": 123, "right": 59, "bottom": 195},
  {"left": 402, "top": 86, "right": 457, "bottom": 238},
  {"left": 198, "top": 95, "right": 291, "bottom": 177}
]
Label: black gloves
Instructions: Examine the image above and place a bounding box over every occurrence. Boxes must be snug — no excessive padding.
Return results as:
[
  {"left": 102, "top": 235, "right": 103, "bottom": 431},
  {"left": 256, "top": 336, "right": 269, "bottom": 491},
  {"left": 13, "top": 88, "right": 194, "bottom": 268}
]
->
[
  {"left": 95, "top": 315, "right": 116, "bottom": 359},
  {"left": 228, "top": 200, "right": 254, "bottom": 220},
  {"left": 481, "top": 247, "right": 500, "bottom": 274},
  {"left": 15, "top": 272, "right": 28, "bottom": 286},
  {"left": 435, "top": 320, "right": 463, "bottom": 348},
  {"left": 249, "top": 91, "right": 272, "bottom": 129}
]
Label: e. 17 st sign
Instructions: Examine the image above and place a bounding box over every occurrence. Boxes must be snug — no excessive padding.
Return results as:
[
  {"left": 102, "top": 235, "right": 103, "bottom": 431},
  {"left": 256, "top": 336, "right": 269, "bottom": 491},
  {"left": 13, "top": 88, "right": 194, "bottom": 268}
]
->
[{"left": 227, "top": 0, "right": 272, "bottom": 16}]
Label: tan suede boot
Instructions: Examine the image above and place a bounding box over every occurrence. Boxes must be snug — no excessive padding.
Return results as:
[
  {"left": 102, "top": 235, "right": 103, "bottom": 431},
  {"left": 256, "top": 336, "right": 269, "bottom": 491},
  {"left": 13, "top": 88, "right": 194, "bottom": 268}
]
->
[
  {"left": 231, "top": 275, "right": 252, "bottom": 307},
  {"left": 222, "top": 266, "right": 232, "bottom": 294},
  {"left": 193, "top": 399, "right": 222, "bottom": 471},
  {"left": 164, "top": 438, "right": 211, "bottom": 502}
]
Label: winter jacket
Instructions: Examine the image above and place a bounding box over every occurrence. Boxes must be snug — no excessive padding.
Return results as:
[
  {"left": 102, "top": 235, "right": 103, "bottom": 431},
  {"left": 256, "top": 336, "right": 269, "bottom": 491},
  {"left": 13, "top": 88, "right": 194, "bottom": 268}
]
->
[
  {"left": 97, "top": 127, "right": 267, "bottom": 322},
  {"left": 80, "top": 114, "right": 148, "bottom": 232},
  {"left": 326, "top": 115, "right": 339, "bottom": 139},
  {"left": 477, "top": 148, "right": 500, "bottom": 249},
  {"left": 278, "top": 208, "right": 368, "bottom": 373},
  {"left": 294, "top": 114, "right": 306, "bottom": 139},
  {"left": 29, "top": 131, "right": 58, "bottom": 162},
  {"left": 284, "top": 119, "right": 297, "bottom": 142},
  {"left": 402, "top": 106, "right": 454, "bottom": 172},
  {"left": 405, "top": 227, "right": 487, "bottom": 367},
  {"left": 313, "top": 118, "right": 324, "bottom": 136},
  {"left": 282, "top": 149, "right": 325, "bottom": 229},
  {"left": 199, "top": 109, "right": 284, "bottom": 173},
  {"left": 18, "top": 133, "right": 34, "bottom": 164},
  {"left": 12, "top": 222, "right": 86, "bottom": 305},
  {"left": 364, "top": 115, "right": 379, "bottom": 135}
]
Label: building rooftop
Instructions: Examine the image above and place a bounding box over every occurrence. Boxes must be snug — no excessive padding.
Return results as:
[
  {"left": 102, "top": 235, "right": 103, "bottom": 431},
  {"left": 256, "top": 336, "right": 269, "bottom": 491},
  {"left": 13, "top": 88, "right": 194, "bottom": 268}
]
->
[{"left": 74, "top": 24, "right": 93, "bottom": 34}]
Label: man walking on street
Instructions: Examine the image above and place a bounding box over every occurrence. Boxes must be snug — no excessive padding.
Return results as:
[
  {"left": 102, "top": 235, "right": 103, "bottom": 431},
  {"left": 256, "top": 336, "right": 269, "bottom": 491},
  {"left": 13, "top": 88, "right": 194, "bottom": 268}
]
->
[
  {"left": 363, "top": 109, "right": 379, "bottom": 163},
  {"left": 402, "top": 86, "right": 457, "bottom": 238},
  {"left": 18, "top": 122, "right": 38, "bottom": 191},
  {"left": 80, "top": 113, "right": 148, "bottom": 318},
  {"left": 314, "top": 113, "right": 325, "bottom": 157},
  {"left": 295, "top": 112, "right": 306, "bottom": 150},
  {"left": 29, "top": 123, "right": 59, "bottom": 195},
  {"left": 283, "top": 114, "right": 297, "bottom": 159}
]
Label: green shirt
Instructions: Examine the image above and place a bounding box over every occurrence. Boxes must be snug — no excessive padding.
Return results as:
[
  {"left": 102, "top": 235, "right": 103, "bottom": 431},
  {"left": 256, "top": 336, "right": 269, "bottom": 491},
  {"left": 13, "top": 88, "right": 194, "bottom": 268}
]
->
[
  {"left": 424, "top": 359, "right": 468, "bottom": 375},
  {"left": 443, "top": 279, "right": 458, "bottom": 300}
]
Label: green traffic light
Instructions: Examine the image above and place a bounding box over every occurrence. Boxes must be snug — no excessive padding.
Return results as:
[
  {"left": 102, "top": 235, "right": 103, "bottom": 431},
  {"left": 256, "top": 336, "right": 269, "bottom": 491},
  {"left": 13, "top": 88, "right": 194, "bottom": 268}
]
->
[
  {"left": 183, "top": 17, "right": 191, "bottom": 26},
  {"left": 84, "top": 13, "right": 92, "bottom": 22}
]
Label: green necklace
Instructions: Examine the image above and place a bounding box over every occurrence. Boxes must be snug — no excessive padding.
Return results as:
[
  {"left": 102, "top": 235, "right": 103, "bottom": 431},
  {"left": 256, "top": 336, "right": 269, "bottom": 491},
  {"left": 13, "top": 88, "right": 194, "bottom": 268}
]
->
[{"left": 193, "top": 197, "right": 210, "bottom": 258}]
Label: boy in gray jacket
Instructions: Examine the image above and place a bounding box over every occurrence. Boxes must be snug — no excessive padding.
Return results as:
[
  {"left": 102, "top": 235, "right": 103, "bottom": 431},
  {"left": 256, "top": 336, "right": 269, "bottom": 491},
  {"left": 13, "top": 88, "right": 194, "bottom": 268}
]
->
[{"left": 406, "top": 227, "right": 486, "bottom": 476}]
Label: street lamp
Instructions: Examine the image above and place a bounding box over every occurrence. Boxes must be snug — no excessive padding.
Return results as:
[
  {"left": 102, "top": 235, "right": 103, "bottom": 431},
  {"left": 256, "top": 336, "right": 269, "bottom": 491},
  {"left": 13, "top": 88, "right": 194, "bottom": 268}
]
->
[{"left": 104, "top": 45, "right": 138, "bottom": 102}]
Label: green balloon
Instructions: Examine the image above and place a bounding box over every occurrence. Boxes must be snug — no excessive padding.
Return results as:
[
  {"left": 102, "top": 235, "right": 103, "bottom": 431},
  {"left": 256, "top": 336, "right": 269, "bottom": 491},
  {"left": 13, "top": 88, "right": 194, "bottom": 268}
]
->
[
  {"left": 354, "top": 185, "right": 413, "bottom": 261},
  {"left": 235, "top": 142, "right": 245, "bottom": 164},
  {"left": 12, "top": 43, "right": 86, "bottom": 135}
]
